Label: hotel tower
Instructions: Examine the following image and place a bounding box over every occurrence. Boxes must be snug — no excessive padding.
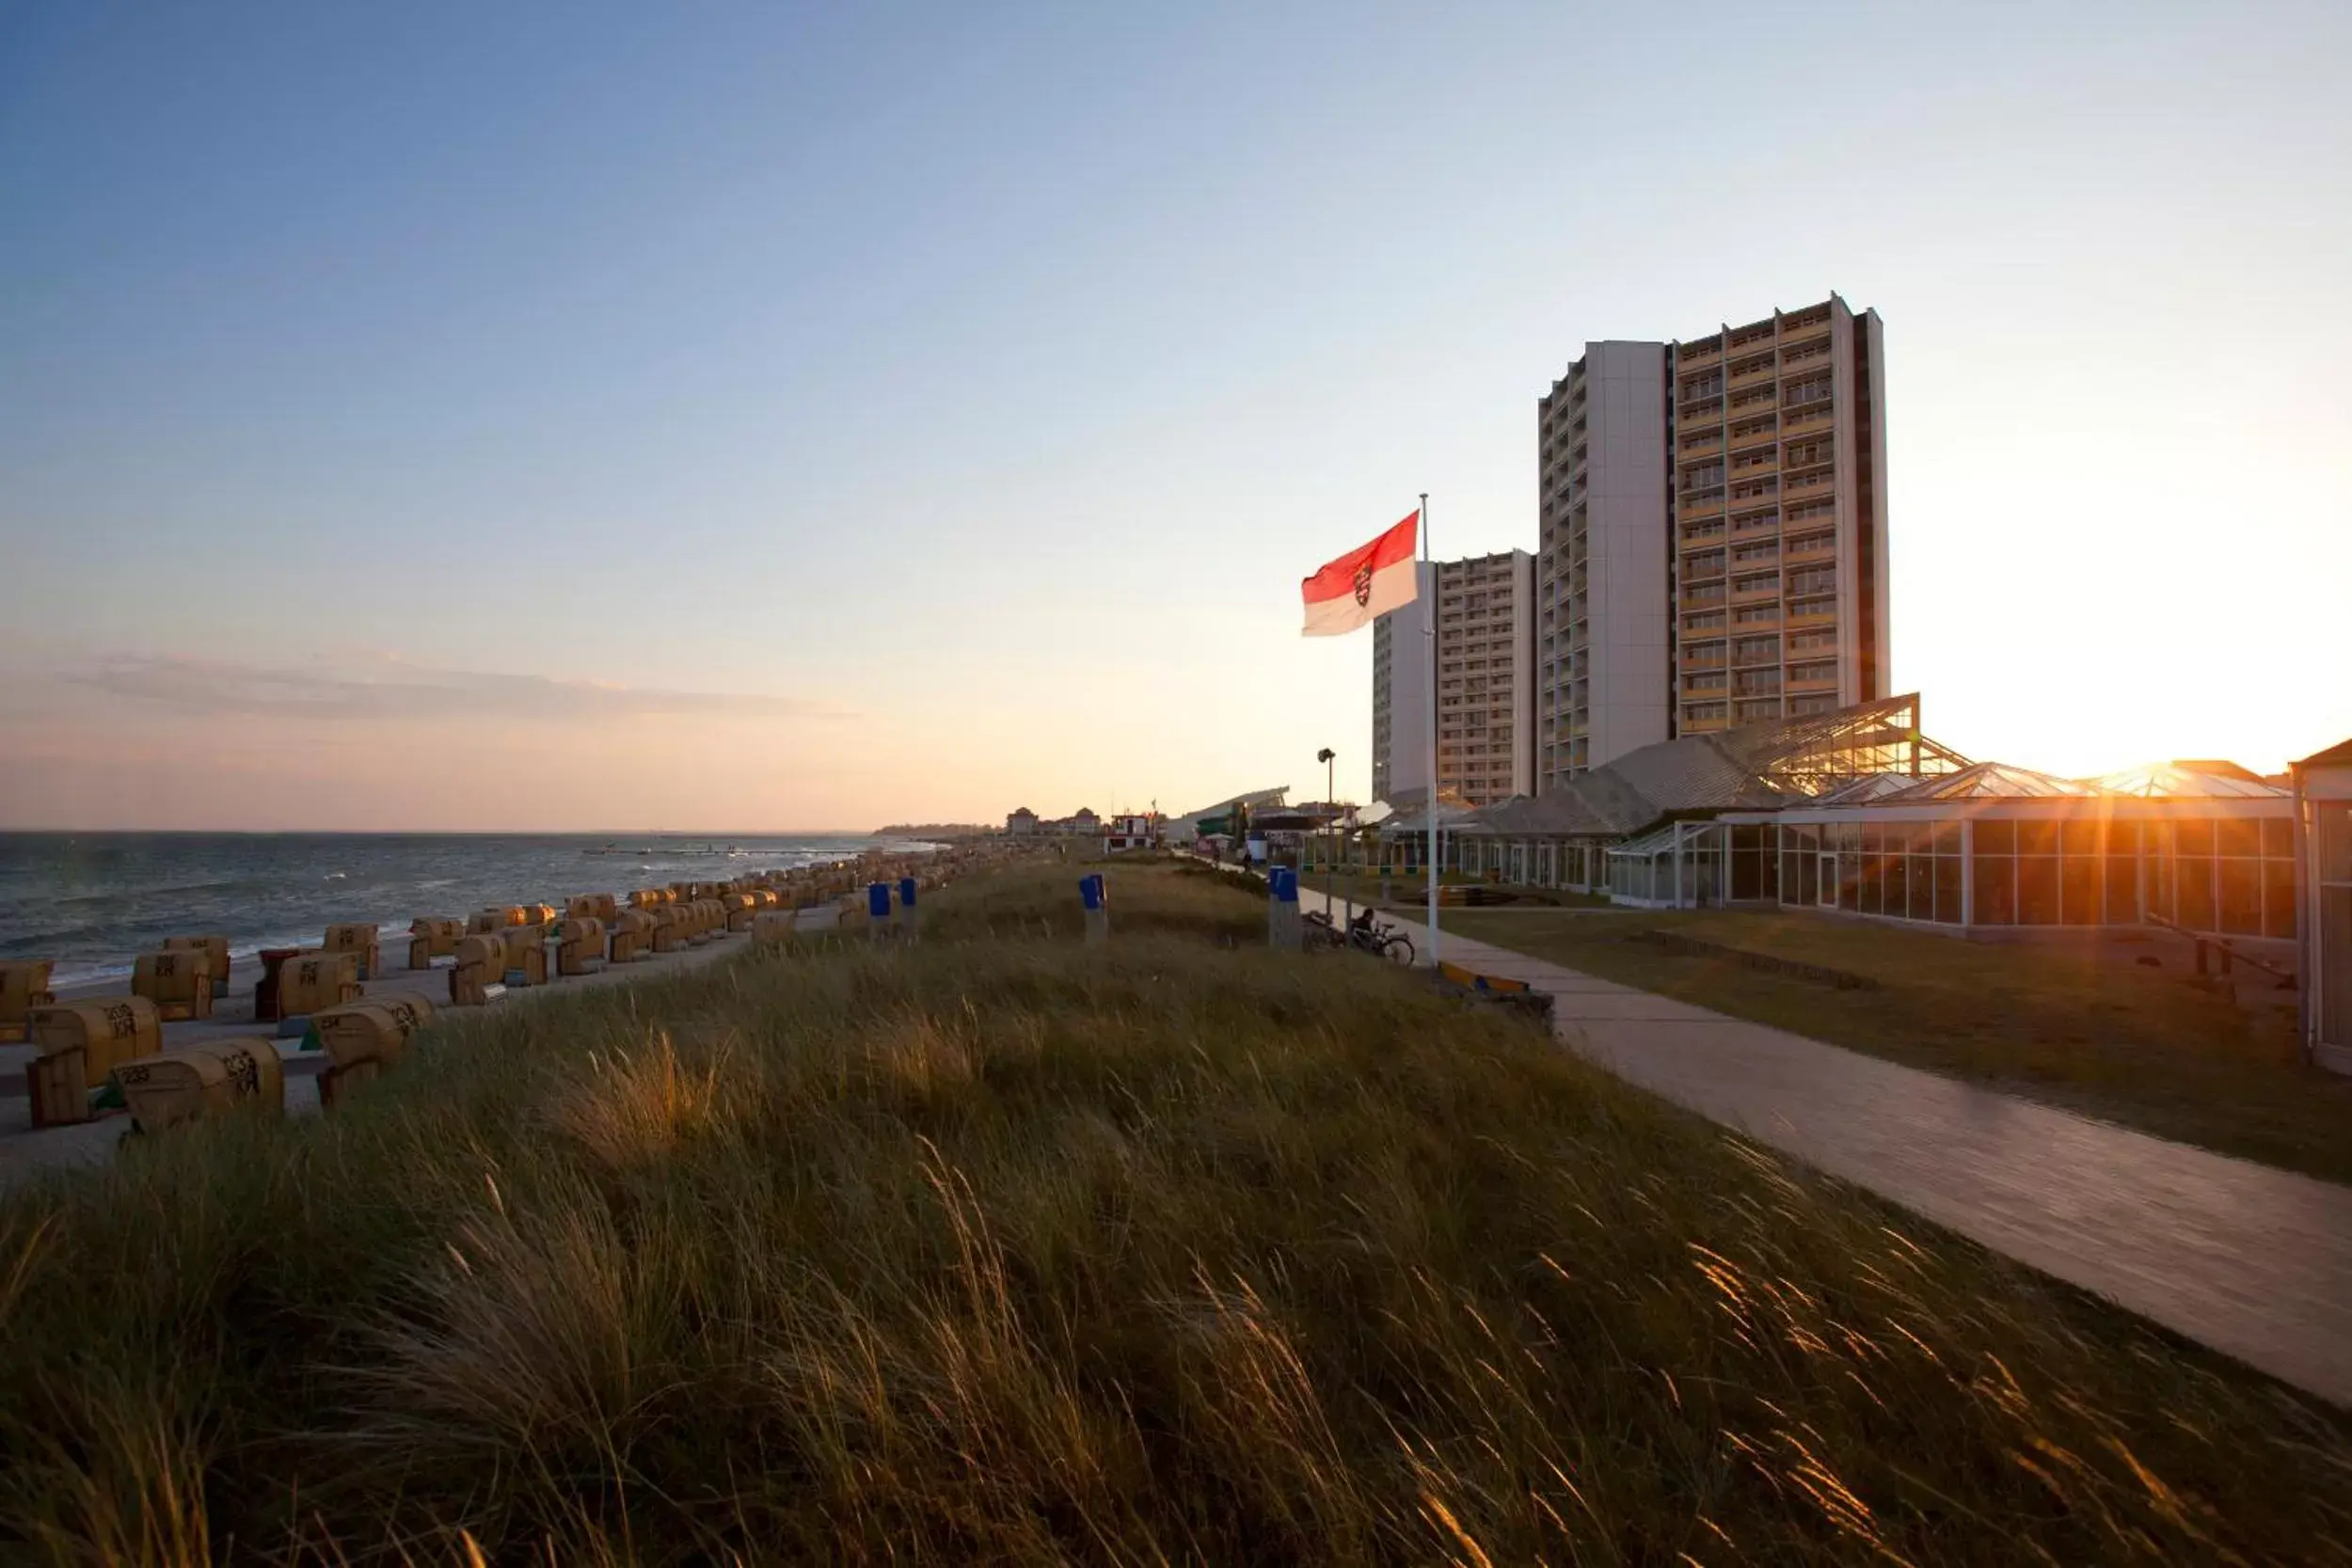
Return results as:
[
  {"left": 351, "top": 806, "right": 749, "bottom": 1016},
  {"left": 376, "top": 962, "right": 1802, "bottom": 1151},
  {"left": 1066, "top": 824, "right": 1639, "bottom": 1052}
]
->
[{"left": 1533, "top": 293, "right": 1889, "bottom": 791}]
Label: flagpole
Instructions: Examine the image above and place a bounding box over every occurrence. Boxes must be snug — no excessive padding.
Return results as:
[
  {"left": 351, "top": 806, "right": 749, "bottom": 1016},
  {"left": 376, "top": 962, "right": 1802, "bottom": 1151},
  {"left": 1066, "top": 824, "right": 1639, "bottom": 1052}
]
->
[{"left": 1422, "top": 490, "right": 1439, "bottom": 966}]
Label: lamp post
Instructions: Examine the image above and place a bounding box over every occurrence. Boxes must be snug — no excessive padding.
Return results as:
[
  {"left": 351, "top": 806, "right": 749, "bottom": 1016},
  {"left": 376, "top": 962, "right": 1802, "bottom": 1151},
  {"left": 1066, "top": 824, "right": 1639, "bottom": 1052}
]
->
[{"left": 1317, "top": 747, "right": 1337, "bottom": 924}]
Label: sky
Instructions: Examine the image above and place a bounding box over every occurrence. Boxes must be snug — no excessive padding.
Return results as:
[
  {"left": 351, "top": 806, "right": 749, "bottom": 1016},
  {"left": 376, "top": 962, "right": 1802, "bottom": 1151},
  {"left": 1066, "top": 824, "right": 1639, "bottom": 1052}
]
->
[{"left": 3, "top": 1, "right": 2347, "bottom": 831}]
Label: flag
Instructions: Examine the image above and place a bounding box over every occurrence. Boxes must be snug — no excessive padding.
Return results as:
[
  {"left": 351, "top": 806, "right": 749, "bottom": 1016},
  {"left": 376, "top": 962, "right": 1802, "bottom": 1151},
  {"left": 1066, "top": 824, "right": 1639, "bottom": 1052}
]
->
[{"left": 1300, "top": 511, "right": 1419, "bottom": 636}]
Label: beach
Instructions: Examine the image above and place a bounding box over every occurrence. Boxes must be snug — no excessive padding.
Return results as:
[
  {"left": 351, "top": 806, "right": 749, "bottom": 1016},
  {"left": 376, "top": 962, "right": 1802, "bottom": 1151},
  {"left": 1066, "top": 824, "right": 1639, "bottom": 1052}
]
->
[
  {"left": 0, "top": 837, "right": 966, "bottom": 1186},
  {"left": 0, "top": 832, "right": 944, "bottom": 990}
]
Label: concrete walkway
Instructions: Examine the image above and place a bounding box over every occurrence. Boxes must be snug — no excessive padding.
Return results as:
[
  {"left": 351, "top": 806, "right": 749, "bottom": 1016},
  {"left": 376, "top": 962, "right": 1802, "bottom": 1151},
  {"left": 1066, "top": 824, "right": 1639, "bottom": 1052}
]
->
[{"left": 1306, "top": 890, "right": 2352, "bottom": 1408}]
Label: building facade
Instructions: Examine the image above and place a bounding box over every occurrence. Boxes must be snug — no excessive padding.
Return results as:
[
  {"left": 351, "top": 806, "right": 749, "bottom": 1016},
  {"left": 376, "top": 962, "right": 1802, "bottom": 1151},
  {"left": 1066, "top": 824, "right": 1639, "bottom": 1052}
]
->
[
  {"left": 1535, "top": 341, "right": 1671, "bottom": 790},
  {"left": 1534, "top": 293, "right": 1890, "bottom": 788},
  {"left": 1373, "top": 553, "right": 1534, "bottom": 809}
]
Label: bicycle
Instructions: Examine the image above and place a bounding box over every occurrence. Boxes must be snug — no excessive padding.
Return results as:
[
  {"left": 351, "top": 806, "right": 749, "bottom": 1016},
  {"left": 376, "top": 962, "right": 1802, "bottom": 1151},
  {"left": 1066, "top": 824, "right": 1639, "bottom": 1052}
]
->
[{"left": 1302, "top": 910, "right": 1416, "bottom": 965}]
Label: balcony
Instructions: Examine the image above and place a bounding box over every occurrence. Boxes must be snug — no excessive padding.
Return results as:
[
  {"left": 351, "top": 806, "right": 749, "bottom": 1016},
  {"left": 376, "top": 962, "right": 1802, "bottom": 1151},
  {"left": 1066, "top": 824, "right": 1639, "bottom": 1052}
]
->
[
  {"left": 1731, "top": 576, "right": 1780, "bottom": 602},
  {"left": 1679, "top": 429, "right": 1724, "bottom": 455},
  {"left": 1684, "top": 582, "right": 1728, "bottom": 607},
  {"left": 1788, "top": 665, "right": 1840, "bottom": 689},
  {"left": 1780, "top": 339, "right": 1832, "bottom": 372},
  {"left": 1728, "top": 355, "right": 1777, "bottom": 387},
  {"left": 1678, "top": 398, "right": 1725, "bottom": 424},
  {"left": 1679, "top": 494, "right": 1724, "bottom": 520},
  {"left": 1786, "top": 533, "right": 1835, "bottom": 562},
  {"left": 1788, "top": 599, "right": 1837, "bottom": 625},
  {"left": 1681, "top": 520, "right": 1726, "bottom": 545},
  {"left": 1782, "top": 468, "right": 1835, "bottom": 501}
]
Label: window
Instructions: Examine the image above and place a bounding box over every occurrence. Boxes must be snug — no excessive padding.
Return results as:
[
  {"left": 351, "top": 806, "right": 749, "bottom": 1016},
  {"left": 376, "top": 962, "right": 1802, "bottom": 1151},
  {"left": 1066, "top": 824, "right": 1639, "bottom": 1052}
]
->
[{"left": 1784, "top": 375, "right": 1833, "bottom": 406}]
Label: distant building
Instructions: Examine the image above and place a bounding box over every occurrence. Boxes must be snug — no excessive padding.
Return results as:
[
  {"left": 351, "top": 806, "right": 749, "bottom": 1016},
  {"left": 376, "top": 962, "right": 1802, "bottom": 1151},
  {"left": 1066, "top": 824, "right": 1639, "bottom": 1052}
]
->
[
  {"left": 1104, "top": 813, "right": 1157, "bottom": 853},
  {"left": 1069, "top": 807, "right": 1101, "bottom": 836},
  {"left": 1006, "top": 807, "right": 1040, "bottom": 836},
  {"left": 1373, "top": 552, "right": 1534, "bottom": 809},
  {"left": 1166, "top": 786, "right": 1289, "bottom": 844}
]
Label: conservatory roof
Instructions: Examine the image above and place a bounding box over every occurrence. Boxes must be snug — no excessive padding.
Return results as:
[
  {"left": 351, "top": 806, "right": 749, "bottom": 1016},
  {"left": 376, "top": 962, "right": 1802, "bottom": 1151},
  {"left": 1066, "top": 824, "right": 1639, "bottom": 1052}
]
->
[
  {"left": 2091, "top": 761, "right": 2288, "bottom": 799},
  {"left": 1449, "top": 692, "right": 1970, "bottom": 841},
  {"left": 1872, "top": 761, "right": 2091, "bottom": 801}
]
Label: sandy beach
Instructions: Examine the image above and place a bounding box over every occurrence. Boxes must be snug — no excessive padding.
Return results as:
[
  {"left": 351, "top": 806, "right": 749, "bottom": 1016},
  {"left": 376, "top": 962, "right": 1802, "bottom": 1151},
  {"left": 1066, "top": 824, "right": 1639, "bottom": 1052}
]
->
[{"left": 0, "top": 900, "right": 862, "bottom": 1187}]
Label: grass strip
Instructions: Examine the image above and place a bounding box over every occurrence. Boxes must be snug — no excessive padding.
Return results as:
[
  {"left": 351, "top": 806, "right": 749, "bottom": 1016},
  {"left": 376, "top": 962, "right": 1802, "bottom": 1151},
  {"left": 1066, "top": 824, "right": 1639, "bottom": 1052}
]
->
[{"left": 1, "top": 862, "right": 2344, "bottom": 1564}]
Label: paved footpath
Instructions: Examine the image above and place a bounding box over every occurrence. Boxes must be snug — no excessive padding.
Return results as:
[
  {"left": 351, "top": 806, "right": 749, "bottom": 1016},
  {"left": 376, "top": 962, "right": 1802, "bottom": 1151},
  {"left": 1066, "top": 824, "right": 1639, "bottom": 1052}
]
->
[{"left": 1304, "top": 889, "right": 2352, "bottom": 1409}]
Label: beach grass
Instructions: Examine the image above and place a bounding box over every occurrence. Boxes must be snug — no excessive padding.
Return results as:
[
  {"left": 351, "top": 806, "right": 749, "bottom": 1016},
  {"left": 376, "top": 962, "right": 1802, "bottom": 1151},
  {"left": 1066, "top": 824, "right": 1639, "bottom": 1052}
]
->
[
  {"left": 1441, "top": 907, "right": 2352, "bottom": 1185},
  {"left": 1, "top": 862, "right": 2346, "bottom": 1564}
]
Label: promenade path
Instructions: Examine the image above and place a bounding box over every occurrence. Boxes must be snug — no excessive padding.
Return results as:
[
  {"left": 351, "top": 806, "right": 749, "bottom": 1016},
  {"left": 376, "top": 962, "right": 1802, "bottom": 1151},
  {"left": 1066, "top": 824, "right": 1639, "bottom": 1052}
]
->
[{"left": 1301, "top": 888, "right": 2352, "bottom": 1408}]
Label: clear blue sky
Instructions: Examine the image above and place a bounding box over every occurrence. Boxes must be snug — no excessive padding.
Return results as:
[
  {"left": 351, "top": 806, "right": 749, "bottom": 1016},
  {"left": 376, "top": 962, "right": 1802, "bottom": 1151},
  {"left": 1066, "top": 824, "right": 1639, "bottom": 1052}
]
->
[{"left": 3, "top": 1, "right": 2347, "bottom": 829}]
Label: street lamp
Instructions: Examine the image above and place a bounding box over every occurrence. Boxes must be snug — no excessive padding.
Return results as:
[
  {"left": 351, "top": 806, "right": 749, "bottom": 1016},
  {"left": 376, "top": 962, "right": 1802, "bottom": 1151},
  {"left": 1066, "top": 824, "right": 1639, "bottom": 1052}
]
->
[{"left": 1316, "top": 748, "right": 1337, "bottom": 915}]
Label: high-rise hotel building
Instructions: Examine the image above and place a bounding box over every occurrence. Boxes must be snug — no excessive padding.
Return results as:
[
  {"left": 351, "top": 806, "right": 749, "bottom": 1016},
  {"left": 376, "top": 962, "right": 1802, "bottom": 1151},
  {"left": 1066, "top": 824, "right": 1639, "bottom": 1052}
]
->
[
  {"left": 1372, "top": 552, "right": 1534, "bottom": 808},
  {"left": 1534, "top": 294, "right": 1889, "bottom": 790}
]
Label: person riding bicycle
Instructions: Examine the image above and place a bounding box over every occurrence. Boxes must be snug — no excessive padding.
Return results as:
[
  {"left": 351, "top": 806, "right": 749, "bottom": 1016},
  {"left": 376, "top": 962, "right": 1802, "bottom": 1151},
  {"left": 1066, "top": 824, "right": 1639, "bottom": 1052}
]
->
[{"left": 1348, "top": 907, "right": 1377, "bottom": 942}]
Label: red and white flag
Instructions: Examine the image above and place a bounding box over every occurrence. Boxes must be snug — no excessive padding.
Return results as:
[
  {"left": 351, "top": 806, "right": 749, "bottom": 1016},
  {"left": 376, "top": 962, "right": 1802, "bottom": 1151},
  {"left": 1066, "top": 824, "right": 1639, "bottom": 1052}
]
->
[{"left": 1300, "top": 511, "right": 1419, "bottom": 636}]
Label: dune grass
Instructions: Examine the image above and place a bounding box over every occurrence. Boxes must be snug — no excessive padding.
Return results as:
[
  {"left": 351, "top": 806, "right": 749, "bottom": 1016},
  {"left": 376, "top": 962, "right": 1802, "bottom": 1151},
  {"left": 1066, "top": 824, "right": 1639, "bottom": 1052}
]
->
[
  {"left": 1441, "top": 908, "right": 2352, "bottom": 1184},
  {"left": 1, "top": 862, "right": 2347, "bottom": 1564}
]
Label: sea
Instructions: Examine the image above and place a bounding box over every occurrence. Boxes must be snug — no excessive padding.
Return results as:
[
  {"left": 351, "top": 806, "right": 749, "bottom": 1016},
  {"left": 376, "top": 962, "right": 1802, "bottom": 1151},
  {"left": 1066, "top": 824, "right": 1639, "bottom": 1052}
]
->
[{"left": 0, "top": 832, "right": 938, "bottom": 989}]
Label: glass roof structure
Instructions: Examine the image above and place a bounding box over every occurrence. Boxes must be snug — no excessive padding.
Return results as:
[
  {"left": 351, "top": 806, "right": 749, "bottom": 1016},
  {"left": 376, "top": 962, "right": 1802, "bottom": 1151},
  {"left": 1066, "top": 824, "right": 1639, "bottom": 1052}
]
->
[
  {"left": 1872, "top": 761, "right": 2093, "bottom": 801},
  {"left": 2091, "top": 762, "right": 2287, "bottom": 799}
]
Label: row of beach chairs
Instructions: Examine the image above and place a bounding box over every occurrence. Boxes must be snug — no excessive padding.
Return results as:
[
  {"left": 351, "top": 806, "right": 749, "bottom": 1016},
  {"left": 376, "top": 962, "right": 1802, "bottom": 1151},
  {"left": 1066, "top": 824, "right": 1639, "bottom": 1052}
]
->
[{"left": 6, "top": 850, "right": 997, "bottom": 1139}]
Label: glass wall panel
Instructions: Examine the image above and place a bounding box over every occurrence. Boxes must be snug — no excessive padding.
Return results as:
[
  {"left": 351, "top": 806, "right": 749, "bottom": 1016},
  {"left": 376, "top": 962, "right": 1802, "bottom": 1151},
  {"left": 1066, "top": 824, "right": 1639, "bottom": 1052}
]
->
[
  {"left": 2262, "top": 817, "right": 2294, "bottom": 859},
  {"left": 2217, "top": 859, "right": 2262, "bottom": 936},
  {"left": 2017, "top": 821, "right": 2060, "bottom": 856},
  {"left": 1907, "top": 855, "right": 1934, "bottom": 921},
  {"left": 2177, "top": 858, "right": 2216, "bottom": 930},
  {"left": 1974, "top": 855, "right": 2015, "bottom": 924},
  {"left": 2104, "top": 853, "right": 2139, "bottom": 925},
  {"left": 1860, "top": 853, "right": 1884, "bottom": 914},
  {"left": 2216, "top": 818, "right": 2262, "bottom": 859},
  {"left": 1975, "top": 819, "right": 2015, "bottom": 854},
  {"left": 2263, "top": 860, "right": 2296, "bottom": 941},
  {"left": 1933, "top": 856, "right": 1964, "bottom": 924},
  {"left": 2176, "top": 819, "right": 2215, "bottom": 856},
  {"left": 2060, "top": 857, "right": 2103, "bottom": 925},
  {"left": 2017, "top": 857, "right": 2060, "bottom": 924}
]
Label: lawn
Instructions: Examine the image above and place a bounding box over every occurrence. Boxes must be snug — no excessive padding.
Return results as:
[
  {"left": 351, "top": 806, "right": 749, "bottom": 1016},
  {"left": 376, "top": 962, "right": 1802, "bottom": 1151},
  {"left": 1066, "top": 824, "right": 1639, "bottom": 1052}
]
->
[
  {"left": 1444, "top": 907, "right": 2352, "bottom": 1184},
  {"left": 3, "top": 862, "right": 2347, "bottom": 1564}
]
